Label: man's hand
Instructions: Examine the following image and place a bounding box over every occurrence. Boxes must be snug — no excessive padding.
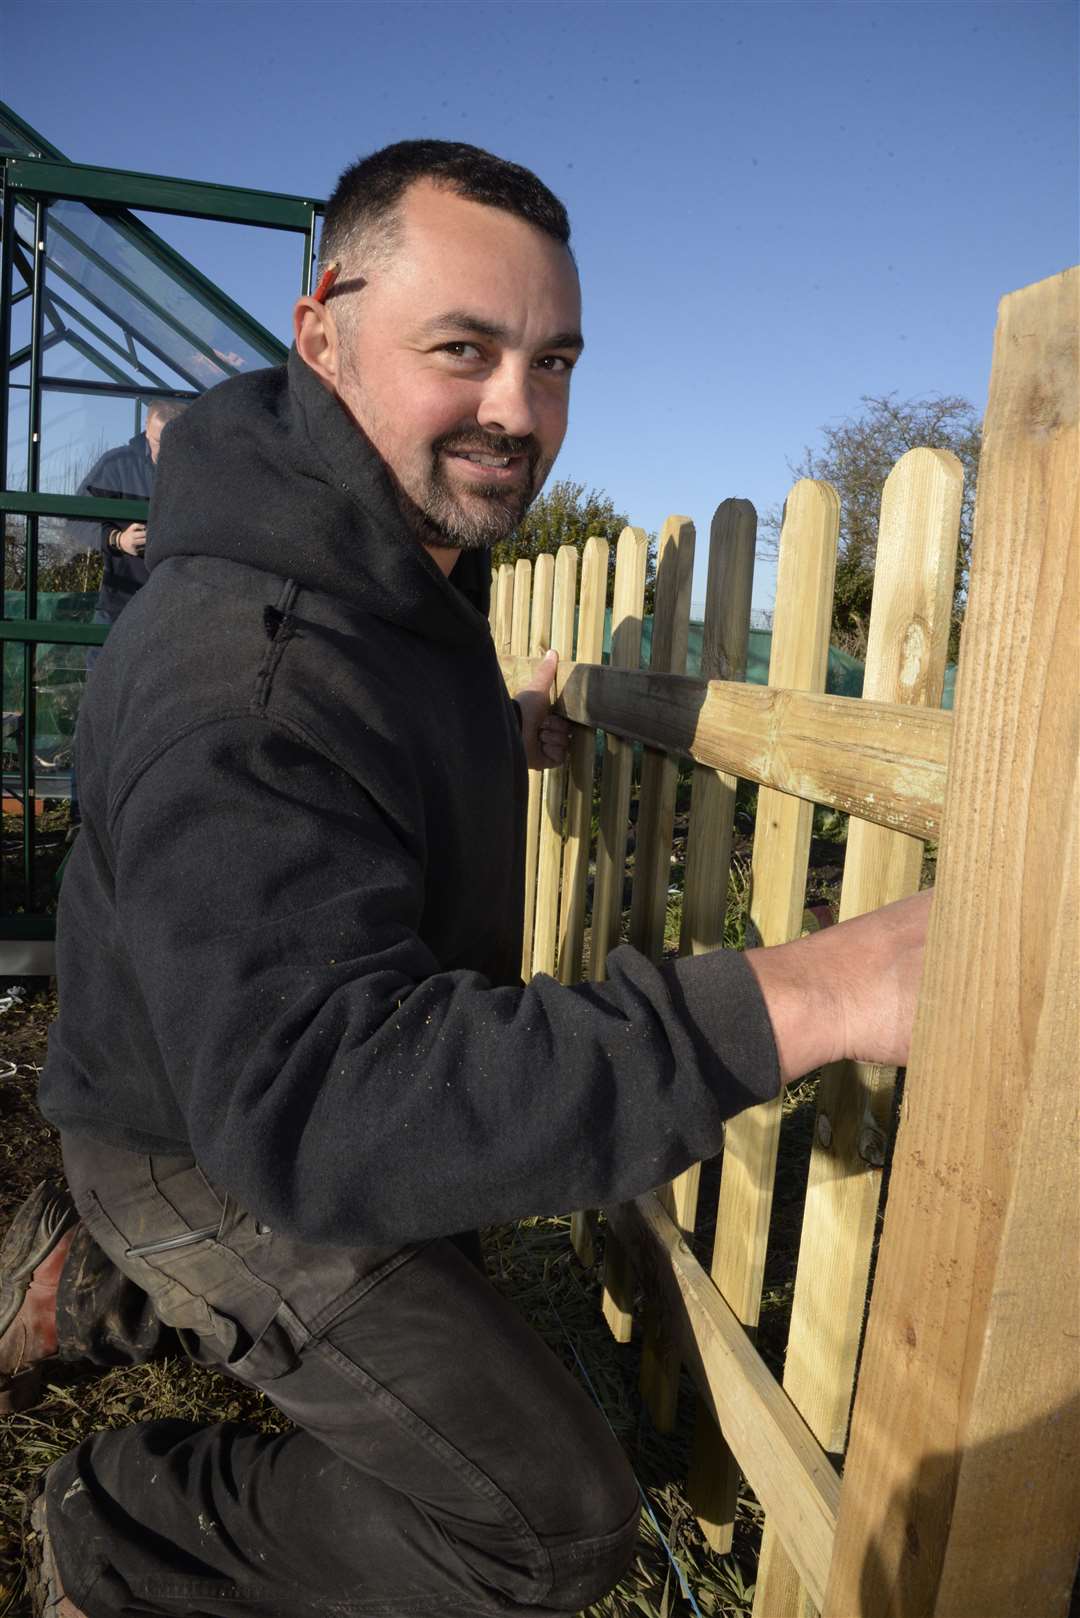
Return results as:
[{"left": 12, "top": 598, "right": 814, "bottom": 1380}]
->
[
  {"left": 514, "top": 649, "right": 572, "bottom": 771},
  {"left": 115, "top": 522, "right": 147, "bottom": 557},
  {"left": 745, "top": 888, "right": 932, "bottom": 1084}
]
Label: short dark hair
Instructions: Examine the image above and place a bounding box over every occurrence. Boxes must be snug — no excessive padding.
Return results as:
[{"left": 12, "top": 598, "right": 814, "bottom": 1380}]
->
[{"left": 318, "top": 139, "right": 571, "bottom": 276}]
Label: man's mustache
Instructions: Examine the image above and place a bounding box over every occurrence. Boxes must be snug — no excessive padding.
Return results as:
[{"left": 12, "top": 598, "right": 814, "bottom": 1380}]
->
[{"left": 433, "top": 430, "right": 538, "bottom": 461}]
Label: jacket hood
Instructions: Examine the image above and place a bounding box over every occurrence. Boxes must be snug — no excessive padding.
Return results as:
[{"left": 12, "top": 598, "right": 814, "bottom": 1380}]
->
[{"left": 146, "top": 348, "right": 491, "bottom": 641}]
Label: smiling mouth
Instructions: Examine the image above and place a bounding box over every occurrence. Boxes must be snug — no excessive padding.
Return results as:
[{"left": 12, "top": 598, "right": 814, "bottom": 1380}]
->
[{"left": 446, "top": 449, "right": 516, "bottom": 469}]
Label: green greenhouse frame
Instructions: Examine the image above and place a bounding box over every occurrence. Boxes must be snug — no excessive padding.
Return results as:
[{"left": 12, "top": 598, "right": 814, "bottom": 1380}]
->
[{"left": 1, "top": 101, "right": 324, "bottom": 970}]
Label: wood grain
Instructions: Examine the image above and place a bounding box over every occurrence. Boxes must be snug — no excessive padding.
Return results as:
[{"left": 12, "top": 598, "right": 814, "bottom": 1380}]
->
[
  {"left": 497, "top": 661, "right": 951, "bottom": 843},
  {"left": 557, "top": 536, "right": 609, "bottom": 986},
  {"left": 753, "top": 447, "right": 962, "bottom": 1618},
  {"left": 607, "top": 1192, "right": 841, "bottom": 1613},
  {"left": 825, "top": 268, "right": 1080, "bottom": 1617},
  {"left": 520, "top": 554, "right": 554, "bottom": 980},
  {"left": 532, "top": 545, "right": 578, "bottom": 977}
]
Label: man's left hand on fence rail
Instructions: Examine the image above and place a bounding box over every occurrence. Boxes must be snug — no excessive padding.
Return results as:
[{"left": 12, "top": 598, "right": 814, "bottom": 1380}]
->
[{"left": 514, "top": 648, "right": 572, "bottom": 771}]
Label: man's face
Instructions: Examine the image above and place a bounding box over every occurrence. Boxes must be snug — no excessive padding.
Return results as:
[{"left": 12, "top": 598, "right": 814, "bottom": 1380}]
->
[{"left": 327, "top": 181, "right": 582, "bottom": 548}]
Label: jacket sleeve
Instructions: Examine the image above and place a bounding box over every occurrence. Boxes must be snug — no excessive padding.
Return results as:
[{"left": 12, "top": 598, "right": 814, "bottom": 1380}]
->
[
  {"left": 113, "top": 715, "right": 780, "bottom": 1245},
  {"left": 73, "top": 454, "right": 117, "bottom": 554}
]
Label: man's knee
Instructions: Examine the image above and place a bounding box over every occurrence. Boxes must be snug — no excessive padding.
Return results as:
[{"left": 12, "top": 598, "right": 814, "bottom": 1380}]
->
[
  {"left": 532, "top": 1440, "right": 639, "bottom": 1610},
  {"left": 540, "top": 1494, "right": 640, "bottom": 1610},
  {"left": 460, "top": 1424, "right": 638, "bottom": 1611}
]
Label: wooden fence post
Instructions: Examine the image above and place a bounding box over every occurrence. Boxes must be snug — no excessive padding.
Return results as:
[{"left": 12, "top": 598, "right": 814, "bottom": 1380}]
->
[
  {"left": 628, "top": 515, "right": 696, "bottom": 1427},
  {"left": 638, "top": 505, "right": 754, "bottom": 1433},
  {"left": 560, "top": 538, "right": 610, "bottom": 1269},
  {"left": 752, "top": 446, "right": 962, "bottom": 1618},
  {"left": 587, "top": 525, "right": 649, "bottom": 1327},
  {"left": 589, "top": 526, "right": 651, "bottom": 979},
  {"left": 602, "top": 517, "right": 695, "bottom": 1351},
  {"left": 690, "top": 479, "right": 839, "bottom": 1544},
  {"left": 521, "top": 554, "right": 554, "bottom": 980},
  {"left": 627, "top": 515, "right": 695, "bottom": 963},
  {"left": 532, "top": 545, "right": 579, "bottom": 977},
  {"left": 825, "top": 268, "right": 1080, "bottom": 1618},
  {"left": 679, "top": 499, "right": 757, "bottom": 957}
]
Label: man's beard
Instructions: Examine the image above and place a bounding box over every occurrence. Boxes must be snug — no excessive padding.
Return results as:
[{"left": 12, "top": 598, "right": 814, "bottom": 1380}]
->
[
  {"left": 411, "top": 429, "right": 545, "bottom": 550},
  {"left": 334, "top": 366, "right": 546, "bottom": 550}
]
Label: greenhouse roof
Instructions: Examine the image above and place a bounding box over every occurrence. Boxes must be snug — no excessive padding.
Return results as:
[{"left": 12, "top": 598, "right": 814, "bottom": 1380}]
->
[{"left": 1, "top": 100, "right": 294, "bottom": 404}]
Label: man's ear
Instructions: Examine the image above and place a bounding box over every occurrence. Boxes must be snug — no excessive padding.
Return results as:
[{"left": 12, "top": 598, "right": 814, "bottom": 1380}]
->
[{"left": 294, "top": 296, "right": 341, "bottom": 390}]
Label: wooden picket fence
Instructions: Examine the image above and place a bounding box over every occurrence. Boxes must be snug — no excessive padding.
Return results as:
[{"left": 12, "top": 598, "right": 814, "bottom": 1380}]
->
[{"left": 492, "top": 268, "right": 1078, "bottom": 1618}]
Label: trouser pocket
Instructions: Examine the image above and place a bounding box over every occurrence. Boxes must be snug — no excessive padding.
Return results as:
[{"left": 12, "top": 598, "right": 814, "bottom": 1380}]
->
[{"left": 77, "top": 1186, "right": 301, "bottom": 1384}]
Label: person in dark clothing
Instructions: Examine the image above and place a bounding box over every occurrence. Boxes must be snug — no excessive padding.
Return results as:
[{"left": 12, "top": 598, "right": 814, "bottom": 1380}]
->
[
  {"left": 2, "top": 142, "right": 931, "bottom": 1618},
  {"left": 78, "top": 398, "right": 188, "bottom": 626},
  {"left": 67, "top": 400, "right": 187, "bottom": 827}
]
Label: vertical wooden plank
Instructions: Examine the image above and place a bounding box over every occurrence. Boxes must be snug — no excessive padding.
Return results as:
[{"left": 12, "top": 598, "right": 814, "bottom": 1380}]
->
[
  {"left": 753, "top": 447, "right": 962, "bottom": 1618},
  {"left": 521, "top": 554, "right": 554, "bottom": 981},
  {"left": 680, "top": 499, "right": 757, "bottom": 957},
  {"left": 639, "top": 509, "right": 756, "bottom": 1433},
  {"left": 671, "top": 498, "right": 757, "bottom": 1544},
  {"left": 588, "top": 525, "right": 649, "bottom": 1336},
  {"left": 826, "top": 269, "right": 1080, "bottom": 1618},
  {"left": 604, "top": 518, "right": 695, "bottom": 1355},
  {"left": 589, "top": 527, "right": 650, "bottom": 980},
  {"left": 509, "top": 559, "right": 534, "bottom": 964},
  {"left": 710, "top": 478, "right": 838, "bottom": 1312},
  {"left": 695, "top": 479, "right": 838, "bottom": 1531},
  {"left": 510, "top": 558, "right": 532, "bottom": 663},
  {"left": 629, "top": 514, "right": 696, "bottom": 1428},
  {"left": 531, "top": 544, "right": 578, "bottom": 977},
  {"left": 557, "top": 536, "right": 609, "bottom": 987},
  {"left": 493, "top": 561, "right": 514, "bottom": 658},
  {"left": 560, "top": 538, "right": 609, "bottom": 1271},
  {"left": 488, "top": 566, "right": 498, "bottom": 633},
  {"left": 627, "top": 516, "right": 696, "bottom": 964}
]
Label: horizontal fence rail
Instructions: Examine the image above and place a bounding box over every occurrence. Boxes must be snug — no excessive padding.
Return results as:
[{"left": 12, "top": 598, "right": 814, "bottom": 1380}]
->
[
  {"left": 497, "top": 657, "right": 952, "bottom": 840},
  {"left": 605, "top": 1192, "right": 841, "bottom": 1612}
]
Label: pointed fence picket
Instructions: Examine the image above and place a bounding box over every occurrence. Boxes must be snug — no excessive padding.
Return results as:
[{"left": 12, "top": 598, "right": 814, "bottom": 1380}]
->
[
  {"left": 751, "top": 445, "right": 963, "bottom": 1618},
  {"left": 520, "top": 553, "right": 554, "bottom": 980}
]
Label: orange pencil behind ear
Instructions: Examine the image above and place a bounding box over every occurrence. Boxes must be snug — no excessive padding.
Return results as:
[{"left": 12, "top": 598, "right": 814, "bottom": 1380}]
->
[{"left": 312, "top": 262, "right": 340, "bottom": 304}]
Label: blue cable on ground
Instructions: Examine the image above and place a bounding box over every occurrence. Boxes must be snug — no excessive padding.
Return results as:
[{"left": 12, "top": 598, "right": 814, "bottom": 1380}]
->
[{"left": 510, "top": 1226, "right": 706, "bottom": 1618}]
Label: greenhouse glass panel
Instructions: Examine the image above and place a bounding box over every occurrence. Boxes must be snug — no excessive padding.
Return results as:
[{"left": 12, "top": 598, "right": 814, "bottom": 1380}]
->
[
  {"left": 1, "top": 99, "right": 311, "bottom": 957},
  {"left": 0, "top": 106, "right": 52, "bottom": 159},
  {"left": 45, "top": 200, "right": 273, "bottom": 385},
  {"left": 0, "top": 639, "right": 80, "bottom": 913}
]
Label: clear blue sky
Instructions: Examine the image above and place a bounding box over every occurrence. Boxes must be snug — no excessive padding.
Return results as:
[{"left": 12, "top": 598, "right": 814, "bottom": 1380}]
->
[{"left": 9, "top": 0, "right": 1078, "bottom": 612}]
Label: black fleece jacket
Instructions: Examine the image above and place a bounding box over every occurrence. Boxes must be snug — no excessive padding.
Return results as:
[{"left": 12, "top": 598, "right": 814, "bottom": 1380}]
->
[{"left": 41, "top": 351, "right": 780, "bottom": 1246}]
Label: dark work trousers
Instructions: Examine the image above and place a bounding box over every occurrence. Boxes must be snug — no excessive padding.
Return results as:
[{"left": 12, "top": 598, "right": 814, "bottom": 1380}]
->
[{"left": 46, "top": 1136, "right": 640, "bottom": 1618}]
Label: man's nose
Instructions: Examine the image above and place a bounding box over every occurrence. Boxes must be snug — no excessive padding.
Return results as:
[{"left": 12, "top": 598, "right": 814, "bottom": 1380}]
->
[{"left": 476, "top": 361, "right": 538, "bottom": 440}]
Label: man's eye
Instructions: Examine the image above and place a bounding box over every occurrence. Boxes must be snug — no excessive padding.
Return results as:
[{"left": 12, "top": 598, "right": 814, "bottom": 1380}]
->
[
  {"left": 439, "top": 342, "right": 482, "bottom": 361},
  {"left": 536, "top": 355, "right": 575, "bottom": 374}
]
